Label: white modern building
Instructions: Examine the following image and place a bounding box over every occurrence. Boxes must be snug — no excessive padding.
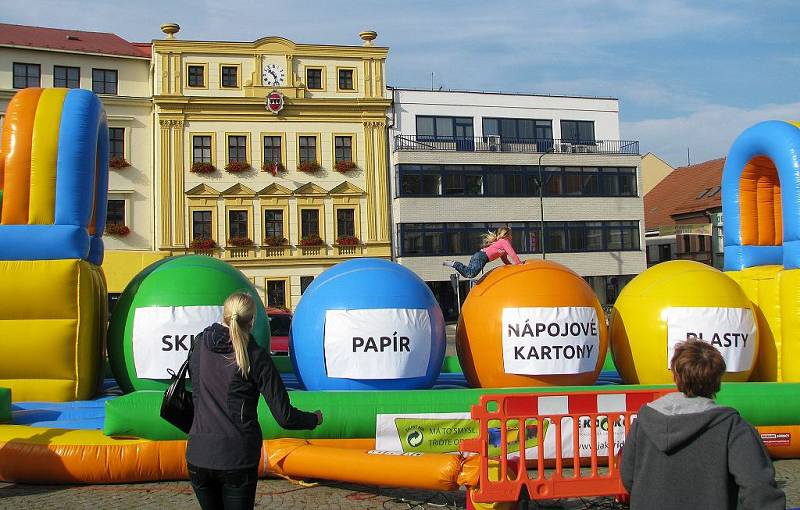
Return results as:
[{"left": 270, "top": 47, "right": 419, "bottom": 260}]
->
[{"left": 388, "top": 88, "right": 645, "bottom": 320}]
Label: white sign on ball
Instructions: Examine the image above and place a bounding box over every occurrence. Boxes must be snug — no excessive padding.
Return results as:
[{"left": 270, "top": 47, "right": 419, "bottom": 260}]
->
[
  {"left": 132, "top": 305, "right": 223, "bottom": 379},
  {"left": 665, "top": 307, "right": 756, "bottom": 372},
  {"left": 502, "top": 307, "right": 600, "bottom": 375},
  {"left": 323, "top": 308, "right": 432, "bottom": 379}
]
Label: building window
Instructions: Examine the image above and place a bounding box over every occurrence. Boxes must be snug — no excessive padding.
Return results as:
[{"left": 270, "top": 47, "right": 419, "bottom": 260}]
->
[
  {"left": 299, "top": 136, "right": 317, "bottom": 164},
  {"left": 398, "top": 221, "right": 640, "bottom": 257},
  {"left": 192, "top": 210, "right": 213, "bottom": 240},
  {"left": 263, "top": 136, "right": 282, "bottom": 165},
  {"left": 483, "top": 118, "right": 553, "bottom": 149},
  {"left": 53, "top": 65, "right": 80, "bottom": 88},
  {"left": 338, "top": 69, "right": 354, "bottom": 90},
  {"left": 228, "top": 210, "right": 249, "bottom": 239},
  {"left": 109, "top": 128, "right": 125, "bottom": 159},
  {"left": 300, "top": 276, "right": 314, "bottom": 294},
  {"left": 264, "top": 209, "right": 284, "bottom": 239},
  {"left": 337, "top": 208, "right": 355, "bottom": 238},
  {"left": 107, "top": 200, "right": 125, "bottom": 226},
  {"left": 187, "top": 65, "right": 205, "bottom": 87},
  {"left": 221, "top": 66, "right": 238, "bottom": 87},
  {"left": 306, "top": 68, "right": 322, "bottom": 89},
  {"left": 228, "top": 135, "right": 247, "bottom": 163},
  {"left": 92, "top": 69, "right": 117, "bottom": 95},
  {"left": 396, "top": 164, "right": 637, "bottom": 198},
  {"left": 560, "top": 120, "right": 595, "bottom": 144},
  {"left": 13, "top": 63, "right": 40, "bottom": 89},
  {"left": 267, "top": 280, "right": 286, "bottom": 308},
  {"left": 193, "top": 136, "right": 212, "bottom": 163},
  {"left": 416, "top": 116, "right": 474, "bottom": 141},
  {"left": 301, "top": 209, "right": 319, "bottom": 238},
  {"left": 334, "top": 136, "right": 353, "bottom": 163},
  {"left": 659, "top": 243, "right": 671, "bottom": 261}
]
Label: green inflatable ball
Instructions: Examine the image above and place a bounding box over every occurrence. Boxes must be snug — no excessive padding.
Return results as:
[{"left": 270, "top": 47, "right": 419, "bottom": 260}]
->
[{"left": 108, "top": 255, "right": 269, "bottom": 392}]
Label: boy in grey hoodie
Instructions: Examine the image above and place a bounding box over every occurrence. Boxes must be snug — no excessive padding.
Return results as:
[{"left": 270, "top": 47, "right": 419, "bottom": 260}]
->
[{"left": 620, "top": 339, "right": 784, "bottom": 510}]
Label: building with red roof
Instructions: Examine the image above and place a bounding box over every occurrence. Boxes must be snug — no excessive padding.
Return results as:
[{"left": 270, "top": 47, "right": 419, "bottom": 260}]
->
[{"left": 644, "top": 157, "right": 725, "bottom": 268}]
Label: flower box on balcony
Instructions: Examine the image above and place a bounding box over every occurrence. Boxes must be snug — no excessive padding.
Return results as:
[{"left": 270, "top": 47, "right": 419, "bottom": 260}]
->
[
  {"left": 335, "top": 160, "right": 357, "bottom": 173},
  {"left": 190, "top": 238, "right": 217, "bottom": 250},
  {"left": 109, "top": 156, "right": 131, "bottom": 169},
  {"left": 106, "top": 224, "right": 130, "bottom": 237},
  {"left": 262, "top": 161, "right": 286, "bottom": 176},
  {"left": 297, "top": 161, "right": 321, "bottom": 173},
  {"left": 264, "top": 236, "right": 287, "bottom": 246},
  {"left": 336, "top": 235, "right": 359, "bottom": 246},
  {"left": 299, "top": 235, "right": 323, "bottom": 247},
  {"left": 191, "top": 162, "right": 216, "bottom": 174},
  {"left": 225, "top": 161, "right": 251, "bottom": 173},
  {"left": 228, "top": 237, "right": 253, "bottom": 247}
]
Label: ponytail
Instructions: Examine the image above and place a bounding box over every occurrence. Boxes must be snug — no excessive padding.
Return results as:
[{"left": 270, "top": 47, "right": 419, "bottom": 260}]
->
[
  {"left": 223, "top": 292, "right": 256, "bottom": 377},
  {"left": 482, "top": 226, "right": 512, "bottom": 247}
]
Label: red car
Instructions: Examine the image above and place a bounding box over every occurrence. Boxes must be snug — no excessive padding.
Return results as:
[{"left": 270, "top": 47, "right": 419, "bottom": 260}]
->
[{"left": 267, "top": 308, "right": 292, "bottom": 355}]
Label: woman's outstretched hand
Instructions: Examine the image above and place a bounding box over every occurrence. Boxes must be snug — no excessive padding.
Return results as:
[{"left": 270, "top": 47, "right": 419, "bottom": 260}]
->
[{"left": 314, "top": 410, "right": 323, "bottom": 426}]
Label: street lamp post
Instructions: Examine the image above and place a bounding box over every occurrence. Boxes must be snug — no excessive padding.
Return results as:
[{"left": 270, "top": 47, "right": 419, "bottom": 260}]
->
[{"left": 538, "top": 145, "right": 555, "bottom": 259}]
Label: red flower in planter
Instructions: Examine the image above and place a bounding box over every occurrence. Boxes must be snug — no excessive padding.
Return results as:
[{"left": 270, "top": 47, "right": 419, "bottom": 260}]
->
[
  {"left": 299, "top": 235, "right": 323, "bottom": 246},
  {"left": 191, "top": 162, "right": 216, "bottom": 174},
  {"left": 297, "top": 161, "right": 321, "bottom": 173},
  {"left": 335, "top": 160, "right": 357, "bottom": 173},
  {"left": 190, "top": 238, "right": 216, "bottom": 250},
  {"left": 262, "top": 161, "right": 286, "bottom": 176},
  {"left": 106, "top": 224, "right": 130, "bottom": 237},
  {"left": 225, "top": 161, "right": 251, "bottom": 173},
  {"left": 336, "top": 235, "right": 359, "bottom": 246},
  {"left": 109, "top": 156, "right": 131, "bottom": 169},
  {"left": 228, "top": 237, "right": 254, "bottom": 247},
  {"left": 264, "top": 236, "right": 288, "bottom": 246}
]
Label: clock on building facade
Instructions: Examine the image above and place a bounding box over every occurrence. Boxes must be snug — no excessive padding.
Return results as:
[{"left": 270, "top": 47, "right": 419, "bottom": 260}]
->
[{"left": 262, "top": 63, "right": 285, "bottom": 86}]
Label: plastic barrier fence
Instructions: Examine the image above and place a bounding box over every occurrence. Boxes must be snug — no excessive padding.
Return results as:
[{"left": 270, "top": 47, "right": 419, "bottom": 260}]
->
[{"left": 461, "top": 389, "right": 669, "bottom": 503}]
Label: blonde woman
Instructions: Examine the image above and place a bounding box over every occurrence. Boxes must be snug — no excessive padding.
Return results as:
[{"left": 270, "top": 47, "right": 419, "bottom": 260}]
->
[
  {"left": 186, "top": 292, "right": 321, "bottom": 510},
  {"left": 443, "top": 226, "right": 522, "bottom": 278}
]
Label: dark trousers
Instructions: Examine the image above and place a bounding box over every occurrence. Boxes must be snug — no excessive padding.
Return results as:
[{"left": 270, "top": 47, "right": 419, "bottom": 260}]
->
[
  {"left": 188, "top": 463, "right": 259, "bottom": 510},
  {"left": 452, "top": 251, "right": 489, "bottom": 279}
]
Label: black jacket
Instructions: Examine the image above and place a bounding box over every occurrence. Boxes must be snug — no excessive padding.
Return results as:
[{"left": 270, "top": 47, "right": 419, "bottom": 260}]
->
[
  {"left": 186, "top": 323, "right": 318, "bottom": 470},
  {"left": 621, "top": 392, "right": 784, "bottom": 510}
]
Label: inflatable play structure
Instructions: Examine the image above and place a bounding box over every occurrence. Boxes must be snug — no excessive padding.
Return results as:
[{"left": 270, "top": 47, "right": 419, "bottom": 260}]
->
[
  {"left": 0, "top": 88, "right": 108, "bottom": 402},
  {"left": 0, "top": 88, "right": 799, "bottom": 503}
]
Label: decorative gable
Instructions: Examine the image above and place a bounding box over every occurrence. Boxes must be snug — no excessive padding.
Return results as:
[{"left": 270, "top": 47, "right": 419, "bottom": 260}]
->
[
  {"left": 221, "top": 183, "right": 256, "bottom": 197},
  {"left": 257, "top": 183, "right": 293, "bottom": 196},
  {"left": 186, "top": 183, "right": 221, "bottom": 196},
  {"left": 329, "top": 181, "right": 365, "bottom": 196},
  {"left": 293, "top": 182, "right": 329, "bottom": 196}
]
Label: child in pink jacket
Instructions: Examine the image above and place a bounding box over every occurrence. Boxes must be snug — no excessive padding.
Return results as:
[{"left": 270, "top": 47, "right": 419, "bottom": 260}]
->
[{"left": 443, "top": 226, "right": 522, "bottom": 278}]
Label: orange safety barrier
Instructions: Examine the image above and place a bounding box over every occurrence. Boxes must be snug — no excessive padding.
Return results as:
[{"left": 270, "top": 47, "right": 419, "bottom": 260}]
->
[{"left": 461, "top": 389, "right": 671, "bottom": 504}]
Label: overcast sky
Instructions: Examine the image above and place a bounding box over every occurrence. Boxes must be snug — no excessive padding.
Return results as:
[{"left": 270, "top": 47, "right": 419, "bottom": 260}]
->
[{"left": 5, "top": 0, "right": 799, "bottom": 167}]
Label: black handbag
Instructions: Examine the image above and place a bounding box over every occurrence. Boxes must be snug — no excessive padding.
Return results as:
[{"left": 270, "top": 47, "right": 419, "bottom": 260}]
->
[{"left": 160, "top": 356, "right": 194, "bottom": 434}]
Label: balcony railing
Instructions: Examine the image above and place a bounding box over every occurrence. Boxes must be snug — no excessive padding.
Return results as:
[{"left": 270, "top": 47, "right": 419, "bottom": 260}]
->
[{"left": 393, "top": 135, "right": 639, "bottom": 155}]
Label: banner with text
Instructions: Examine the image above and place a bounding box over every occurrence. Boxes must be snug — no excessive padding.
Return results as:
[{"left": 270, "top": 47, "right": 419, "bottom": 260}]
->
[
  {"left": 375, "top": 412, "right": 626, "bottom": 459},
  {"left": 502, "top": 307, "right": 600, "bottom": 375},
  {"left": 324, "top": 308, "right": 432, "bottom": 379},
  {"left": 132, "top": 305, "right": 223, "bottom": 379},
  {"left": 666, "top": 307, "right": 756, "bottom": 372}
]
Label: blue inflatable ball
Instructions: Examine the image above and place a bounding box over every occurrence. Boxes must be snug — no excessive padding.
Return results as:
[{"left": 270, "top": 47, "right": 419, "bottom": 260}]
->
[{"left": 290, "top": 258, "right": 446, "bottom": 390}]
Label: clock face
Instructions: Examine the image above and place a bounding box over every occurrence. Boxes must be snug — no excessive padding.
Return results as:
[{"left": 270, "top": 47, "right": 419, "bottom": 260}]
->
[{"left": 262, "top": 64, "right": 285, "bottom": 86}]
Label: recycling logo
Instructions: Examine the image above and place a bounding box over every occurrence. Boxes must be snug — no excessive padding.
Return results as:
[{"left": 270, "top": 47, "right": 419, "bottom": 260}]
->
[{"left": 406, "top": 426, "right": 424, "bottom": 448}]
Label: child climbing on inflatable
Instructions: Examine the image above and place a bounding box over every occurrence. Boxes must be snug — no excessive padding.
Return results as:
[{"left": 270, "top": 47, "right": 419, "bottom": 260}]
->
[{"left": 443, "top": 226, "right": 522, "bottom": 279}]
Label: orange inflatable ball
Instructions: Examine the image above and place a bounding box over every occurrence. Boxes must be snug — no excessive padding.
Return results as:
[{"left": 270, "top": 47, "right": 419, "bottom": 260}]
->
[
  {"left": 610, "top": 260, "right": 758, "bottom": 385},
  {"left": 456, "top": 260, "right": 608, "bottom": 388}
]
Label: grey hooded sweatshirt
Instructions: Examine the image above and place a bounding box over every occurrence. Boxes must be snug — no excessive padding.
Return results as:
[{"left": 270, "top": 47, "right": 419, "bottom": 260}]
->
[{"left": 620, "top": 392, "right": 784, "bottom": 510}]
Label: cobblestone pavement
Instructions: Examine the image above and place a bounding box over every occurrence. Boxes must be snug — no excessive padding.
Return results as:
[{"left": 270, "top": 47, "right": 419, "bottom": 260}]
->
[{"left": 0, "top": 459, "right": 798, "bottom": 510}]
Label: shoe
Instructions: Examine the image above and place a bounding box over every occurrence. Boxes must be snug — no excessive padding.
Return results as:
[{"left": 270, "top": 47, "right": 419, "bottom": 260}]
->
[{"left": 442, "top": 260, "right": 455, "bottom": 268}]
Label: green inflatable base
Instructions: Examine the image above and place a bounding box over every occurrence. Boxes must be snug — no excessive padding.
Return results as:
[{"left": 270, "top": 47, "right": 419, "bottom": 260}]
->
[
  {"left": 103, "top": 382, "right": 800, "bottom": 441},
  {"left": 0, "top": 388, "right": 10, "bottom": 423}
]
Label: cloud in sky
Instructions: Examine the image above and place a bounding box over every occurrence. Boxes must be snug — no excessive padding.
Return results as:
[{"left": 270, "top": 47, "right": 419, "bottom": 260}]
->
[{"left": 3, "top": 0, "right": 798, "bottom": 166}]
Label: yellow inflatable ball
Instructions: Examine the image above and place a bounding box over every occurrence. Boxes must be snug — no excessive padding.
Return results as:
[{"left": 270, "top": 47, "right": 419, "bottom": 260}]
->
[
  {"left": 610, "top": 260, "right": 758, "bottom": 384},
  {"left": 456, "top": 260, "right": 607, "bottom": 388}
]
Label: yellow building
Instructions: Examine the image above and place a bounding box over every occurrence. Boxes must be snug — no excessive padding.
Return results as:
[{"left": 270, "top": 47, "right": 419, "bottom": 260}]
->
[{"left": 152, "top": 25, "right": 391, "bottom": 308}]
